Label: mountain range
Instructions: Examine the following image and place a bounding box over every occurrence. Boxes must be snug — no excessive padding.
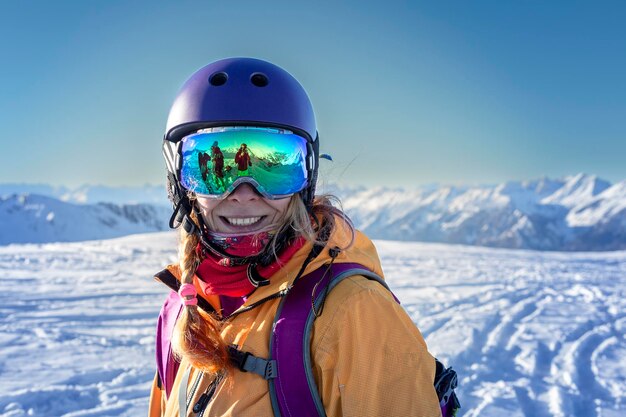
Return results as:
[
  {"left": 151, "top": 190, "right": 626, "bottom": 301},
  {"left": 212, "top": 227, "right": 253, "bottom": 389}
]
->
[
  {"left": 325, "top": 173, "right": 625, "bottom": 251},
  {"left": 0, "top": 193, "right": 171, "bottom": 245},
  {"left": 0, "top": 183, "right": 168, "bottom": 206},
  {"left": 1, "top": 173, "right": 625, "bottom": 250}
]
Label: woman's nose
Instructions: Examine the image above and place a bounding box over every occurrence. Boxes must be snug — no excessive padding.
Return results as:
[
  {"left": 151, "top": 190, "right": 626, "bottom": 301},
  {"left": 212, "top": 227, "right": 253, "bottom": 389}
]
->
[{"left": 227, "top": 183, "right": 261, "bottom": 203}]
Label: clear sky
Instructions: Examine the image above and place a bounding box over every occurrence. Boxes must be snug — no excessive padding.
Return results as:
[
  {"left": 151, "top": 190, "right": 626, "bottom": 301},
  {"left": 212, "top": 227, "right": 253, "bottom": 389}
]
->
[{"left": 1, "top": 0, "right": 625, "bottom": 188}]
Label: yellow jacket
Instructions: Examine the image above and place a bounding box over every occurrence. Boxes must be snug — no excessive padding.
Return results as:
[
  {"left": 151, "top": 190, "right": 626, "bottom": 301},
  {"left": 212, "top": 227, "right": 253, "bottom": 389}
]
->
[{"left": 149, "top": 222, "right": 442, "bottom": 417}]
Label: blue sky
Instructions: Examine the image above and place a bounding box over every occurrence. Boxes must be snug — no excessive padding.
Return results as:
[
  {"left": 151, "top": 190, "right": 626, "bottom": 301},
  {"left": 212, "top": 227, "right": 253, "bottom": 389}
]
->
[{"left": 1, "top": 0, "right": 625, "bottom": 188}]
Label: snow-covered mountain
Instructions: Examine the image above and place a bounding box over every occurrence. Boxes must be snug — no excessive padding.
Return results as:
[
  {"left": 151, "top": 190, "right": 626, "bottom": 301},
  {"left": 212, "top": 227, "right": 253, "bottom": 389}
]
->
[
  {"left": 327, "top": 173, "right": 626, "bottom": 251},
  {"left": 0, "top": 183, "right": 168, "bottom": 206},
  {"left": 0, "top": 193, "right": 171, "bottom": 245},
  {"left": 1, "top": 173, "right": 624, "bottom": 250}
]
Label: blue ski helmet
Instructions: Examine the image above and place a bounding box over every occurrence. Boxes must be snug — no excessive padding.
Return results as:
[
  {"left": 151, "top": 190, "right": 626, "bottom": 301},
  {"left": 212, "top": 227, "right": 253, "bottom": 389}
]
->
[{"left": 162, "top": 57, "right": 319, "bottom": 206}]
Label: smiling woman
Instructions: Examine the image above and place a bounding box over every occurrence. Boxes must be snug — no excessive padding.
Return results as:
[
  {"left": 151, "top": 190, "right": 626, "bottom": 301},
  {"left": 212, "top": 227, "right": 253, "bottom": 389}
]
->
[{"left": 149, "top": 57, "right": 457, "bottom": 417}]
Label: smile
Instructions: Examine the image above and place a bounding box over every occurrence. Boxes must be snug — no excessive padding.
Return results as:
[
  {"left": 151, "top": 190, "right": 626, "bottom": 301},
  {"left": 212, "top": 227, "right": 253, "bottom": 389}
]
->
[{"left": 223, "top": 216, "right": 264, "bottom": 226}]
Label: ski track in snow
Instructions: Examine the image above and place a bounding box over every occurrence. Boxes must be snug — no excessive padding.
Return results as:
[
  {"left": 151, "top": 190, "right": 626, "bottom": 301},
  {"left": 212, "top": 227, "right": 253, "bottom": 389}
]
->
[
  {"left": 377, "top": 241, "right": 626, "bottom": 417},
  {"left": 1, "top": 232, "right": 625, "bottom": 416}
]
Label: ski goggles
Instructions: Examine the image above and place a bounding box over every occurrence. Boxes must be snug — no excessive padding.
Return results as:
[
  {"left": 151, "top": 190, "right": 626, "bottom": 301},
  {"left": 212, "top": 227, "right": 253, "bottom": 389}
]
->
[{"left": 178, "top": 126, "right": 311, "bottom": 199}]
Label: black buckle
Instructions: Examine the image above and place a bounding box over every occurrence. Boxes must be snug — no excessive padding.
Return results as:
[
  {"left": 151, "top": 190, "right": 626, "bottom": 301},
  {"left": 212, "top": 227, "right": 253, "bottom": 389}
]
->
[{"left": 228, "top": 345, "right": 251, "bottom": 372}]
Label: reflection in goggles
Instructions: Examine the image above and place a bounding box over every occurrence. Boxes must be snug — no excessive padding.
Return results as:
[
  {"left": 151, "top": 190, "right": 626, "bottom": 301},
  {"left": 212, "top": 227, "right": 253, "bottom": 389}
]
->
[{"left": 180, "top": 127, "right": 309, "bottom": 198}]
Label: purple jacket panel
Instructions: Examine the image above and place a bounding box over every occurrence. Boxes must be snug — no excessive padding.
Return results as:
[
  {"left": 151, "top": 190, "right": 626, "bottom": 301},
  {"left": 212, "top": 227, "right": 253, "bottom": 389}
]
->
[{"left": 155, "top": 290, "right": 183, "bottom": 398}]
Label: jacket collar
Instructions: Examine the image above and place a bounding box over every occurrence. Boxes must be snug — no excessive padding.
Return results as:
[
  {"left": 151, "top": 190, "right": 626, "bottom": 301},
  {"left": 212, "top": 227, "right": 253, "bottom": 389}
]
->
[{"left": 155, "top": 218, "right": 385, "bottom": 317}]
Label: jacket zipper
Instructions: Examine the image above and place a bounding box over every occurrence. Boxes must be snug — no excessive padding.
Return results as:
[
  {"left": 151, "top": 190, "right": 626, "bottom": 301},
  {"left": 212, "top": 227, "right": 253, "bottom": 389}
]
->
[
  {"left": 195, "top": 372, "right": 224, "bottom": 417},
  {"left": 185, "top": 370, "right": 204, "bottom": 414}
]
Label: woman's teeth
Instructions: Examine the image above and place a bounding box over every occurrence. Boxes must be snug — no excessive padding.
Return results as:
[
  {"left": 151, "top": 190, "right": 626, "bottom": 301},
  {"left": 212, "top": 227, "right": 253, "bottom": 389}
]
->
[{"left": 225, "top": 216, "right": 262, "bottom": 226}]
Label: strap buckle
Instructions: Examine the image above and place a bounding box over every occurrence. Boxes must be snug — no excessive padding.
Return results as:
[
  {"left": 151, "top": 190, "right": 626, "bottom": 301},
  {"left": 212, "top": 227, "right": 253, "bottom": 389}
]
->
[{"left": 228, "top": 345, "right": 277, "bottom": 380}]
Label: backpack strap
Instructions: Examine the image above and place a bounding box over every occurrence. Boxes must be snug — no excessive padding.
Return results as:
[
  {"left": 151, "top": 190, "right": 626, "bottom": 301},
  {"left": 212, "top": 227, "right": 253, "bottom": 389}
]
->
[{"left": 269, "top": 262, "right": 388, "bottom": 417}]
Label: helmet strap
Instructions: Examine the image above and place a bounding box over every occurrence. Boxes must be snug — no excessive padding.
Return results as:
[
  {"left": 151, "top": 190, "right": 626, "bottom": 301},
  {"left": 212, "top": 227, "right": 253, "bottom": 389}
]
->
[{"left": 168, "top": 197, "right": 198, "bottom": 236}]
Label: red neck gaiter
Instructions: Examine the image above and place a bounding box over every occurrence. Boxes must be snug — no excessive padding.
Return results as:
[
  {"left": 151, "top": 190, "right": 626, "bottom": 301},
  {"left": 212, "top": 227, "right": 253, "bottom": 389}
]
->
[{"left": 195, "top": 237, "right": 306, "bottom": 297}]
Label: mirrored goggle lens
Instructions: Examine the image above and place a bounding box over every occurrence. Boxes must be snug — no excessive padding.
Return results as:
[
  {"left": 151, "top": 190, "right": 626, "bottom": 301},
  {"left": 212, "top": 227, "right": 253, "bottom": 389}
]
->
[{"left": 179, "top": 127, "right": 309, "bottom": 198}]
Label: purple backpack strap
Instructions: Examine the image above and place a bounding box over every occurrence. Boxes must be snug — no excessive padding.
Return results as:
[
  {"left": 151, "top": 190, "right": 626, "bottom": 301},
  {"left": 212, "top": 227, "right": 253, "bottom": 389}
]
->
[{"left": 269, "top": 262, "right": 389, "bottom": 417}]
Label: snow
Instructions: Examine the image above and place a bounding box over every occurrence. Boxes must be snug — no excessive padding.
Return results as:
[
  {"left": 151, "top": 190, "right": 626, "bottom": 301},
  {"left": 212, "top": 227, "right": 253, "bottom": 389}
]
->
[
  {"left": 566, "top": 180, "right": 626, "bottom": 227},
  {"left": 541, "top": 174, "right": 611, "bottom": 209},
  {"left": 0, "top": 194, "right": 172, "bottom": 245},
  {"left": 1, "top": 232, "right": 625, "bottom": 416},
  {"left": 331, "top": 173, "right": 626, "bottom": 251},
  {"left": 0, "top": 184, "right": 168, "bottom": 207},
  {"left": 0, "top": 233, "right": 178, "bottom": 417}
]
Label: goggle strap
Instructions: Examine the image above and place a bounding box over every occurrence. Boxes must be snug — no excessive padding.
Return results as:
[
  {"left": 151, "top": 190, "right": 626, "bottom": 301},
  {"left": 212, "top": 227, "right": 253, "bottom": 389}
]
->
[
  {"left": 166, "top": 171, "right": 182, "bottom": 205},
  {"left": 302, "top": 133, "right": 319, "bottom": 206}
]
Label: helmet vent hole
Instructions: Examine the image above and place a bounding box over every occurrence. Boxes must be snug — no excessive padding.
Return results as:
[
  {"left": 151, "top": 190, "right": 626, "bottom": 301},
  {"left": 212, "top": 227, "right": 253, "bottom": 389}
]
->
[
  {"left": 250, "top": 72, "right": 269, "bottom": 87},
  {"left": 209, "top": 72, "right": 228, "bottom": 86}
]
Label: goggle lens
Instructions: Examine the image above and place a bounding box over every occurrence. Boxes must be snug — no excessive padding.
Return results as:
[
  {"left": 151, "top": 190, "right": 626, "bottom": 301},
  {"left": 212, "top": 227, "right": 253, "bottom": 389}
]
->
[{"left": 179, "top": 127, "right": 309, "bottom": 198}]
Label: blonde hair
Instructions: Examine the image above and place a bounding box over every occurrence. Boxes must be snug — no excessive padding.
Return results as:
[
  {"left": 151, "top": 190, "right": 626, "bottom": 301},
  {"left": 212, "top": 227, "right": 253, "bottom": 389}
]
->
[{"left": 171, "top": 193, "right": 353, "bottom": 373}]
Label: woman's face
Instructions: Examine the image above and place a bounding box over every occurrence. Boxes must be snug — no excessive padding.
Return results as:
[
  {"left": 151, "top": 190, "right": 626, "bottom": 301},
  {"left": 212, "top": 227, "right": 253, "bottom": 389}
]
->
[{"left": 196, "top": 183, "right": 291, "bottom": 234}]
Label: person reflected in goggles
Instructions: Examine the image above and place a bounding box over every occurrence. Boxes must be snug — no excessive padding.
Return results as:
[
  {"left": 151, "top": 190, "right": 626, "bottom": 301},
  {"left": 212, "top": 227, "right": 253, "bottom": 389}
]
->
[
  {"left": 210, "top": 141, "right": 226, "bottom": 191},
  {"left": 198, "top": 151, "right": 210, "bottom": 182},
  {"left": 235, "top": 143, "right": 252, "bottom": 176}
]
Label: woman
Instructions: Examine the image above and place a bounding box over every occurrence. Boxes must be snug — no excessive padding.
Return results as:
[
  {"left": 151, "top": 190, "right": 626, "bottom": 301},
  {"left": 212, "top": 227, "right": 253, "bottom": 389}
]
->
[
  {"left": 234, "top": 143, "right": 252, "bottom": 177},
  {"left": 149, "top": 58, "right": 444, "bottom": 416},
  {"left": 210, "top": 141, "right": 225, "bottom": 190}
]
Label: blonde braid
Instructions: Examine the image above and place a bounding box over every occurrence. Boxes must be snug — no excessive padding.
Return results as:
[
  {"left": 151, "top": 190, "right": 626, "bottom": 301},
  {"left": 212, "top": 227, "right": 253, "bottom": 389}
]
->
[{"left": 171, "top": 210, "right": 229, "bottom": 373}]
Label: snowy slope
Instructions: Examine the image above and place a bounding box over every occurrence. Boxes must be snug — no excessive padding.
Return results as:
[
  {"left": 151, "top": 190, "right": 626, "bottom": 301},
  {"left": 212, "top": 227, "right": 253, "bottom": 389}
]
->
[
  {"left": 0, "top": 233, "right": 624, "bottom": 416},
  {"left": 0, "top": 194, "right": 171, "bottom": 245}
]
